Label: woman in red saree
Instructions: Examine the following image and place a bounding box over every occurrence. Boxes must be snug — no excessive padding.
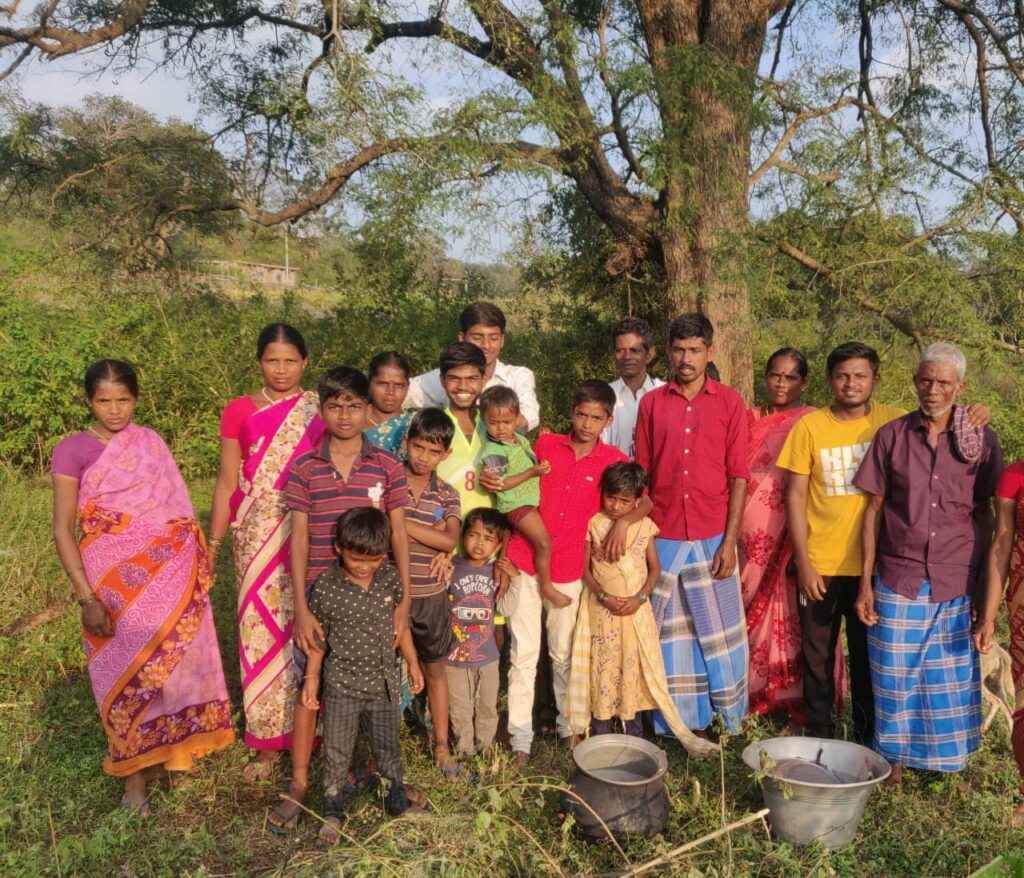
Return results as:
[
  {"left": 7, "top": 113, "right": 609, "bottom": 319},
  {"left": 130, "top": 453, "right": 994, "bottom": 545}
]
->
[
  {"left": 209, "top": 323, "right": 324, "bottom": 780},
  {"left": 977, "top": 460, "right": 1024, "bottom": 826},
  {"left": 51, "top": 359, "right": 233, "bottom": 815},
  {"left": 738, "top": 348, "right": 843, "bottom": 722}
]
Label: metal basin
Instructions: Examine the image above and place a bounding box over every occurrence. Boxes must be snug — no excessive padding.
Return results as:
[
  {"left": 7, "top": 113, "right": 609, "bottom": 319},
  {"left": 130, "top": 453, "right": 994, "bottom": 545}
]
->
[
  {"left": 742, "top": 737, "right": 891, "bottom": 849},
  {"left": 564, "top": 734, "right": 669, "bottom": 839}
]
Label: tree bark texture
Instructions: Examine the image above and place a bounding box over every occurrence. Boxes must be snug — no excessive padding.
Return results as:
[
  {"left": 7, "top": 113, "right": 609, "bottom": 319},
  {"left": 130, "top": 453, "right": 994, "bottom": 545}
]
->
[{"left": 634, "top": 1, "right": 768, "bottom": 401}]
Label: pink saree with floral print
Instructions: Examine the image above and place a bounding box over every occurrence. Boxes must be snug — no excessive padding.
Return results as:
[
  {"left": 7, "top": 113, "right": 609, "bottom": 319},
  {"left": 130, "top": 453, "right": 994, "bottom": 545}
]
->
[
  {"left": 738, "top": 406, "right": 845, "bottom": 721},
  {"left": 230, "top": 390, "right": 323, "bottom": 749},
  {"left": 78, "top": 423, "right": 234, "bottom": 777}
]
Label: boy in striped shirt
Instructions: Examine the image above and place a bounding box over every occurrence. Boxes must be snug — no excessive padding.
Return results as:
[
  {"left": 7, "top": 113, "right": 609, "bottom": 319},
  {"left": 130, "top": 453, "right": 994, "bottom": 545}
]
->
[{"left": 401, "top": 408, "right": 465, "bottom": 779}]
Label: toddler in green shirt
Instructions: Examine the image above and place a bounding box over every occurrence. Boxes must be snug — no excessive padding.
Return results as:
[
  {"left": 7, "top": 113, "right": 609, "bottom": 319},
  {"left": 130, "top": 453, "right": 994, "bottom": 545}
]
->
[{"left": 479, "top": 386, "right": 553, "bottom": 597}]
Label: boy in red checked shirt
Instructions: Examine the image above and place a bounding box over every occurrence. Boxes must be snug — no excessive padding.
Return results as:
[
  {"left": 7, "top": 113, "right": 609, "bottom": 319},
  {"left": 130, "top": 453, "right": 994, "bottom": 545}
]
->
[{"left": 488, "top": 380, "right": 651, "bottom": 769}]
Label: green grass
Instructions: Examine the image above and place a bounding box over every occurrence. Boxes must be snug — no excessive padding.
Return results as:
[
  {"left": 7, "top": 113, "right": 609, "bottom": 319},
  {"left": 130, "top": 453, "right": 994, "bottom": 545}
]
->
[{"left": 1, "top": 468, "right": 1022, "bottom": 876}]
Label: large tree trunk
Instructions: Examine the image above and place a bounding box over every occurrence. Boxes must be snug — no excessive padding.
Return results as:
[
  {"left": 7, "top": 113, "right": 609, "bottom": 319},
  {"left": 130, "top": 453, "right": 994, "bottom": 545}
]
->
[{"left": 639, "top": 2, "right": 768, "bottom": 403}]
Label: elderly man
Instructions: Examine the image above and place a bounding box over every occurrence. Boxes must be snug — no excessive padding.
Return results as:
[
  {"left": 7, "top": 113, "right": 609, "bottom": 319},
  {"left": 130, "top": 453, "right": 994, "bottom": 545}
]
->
[{"left": 853, "top": 342, "right": 1003, "bottom": 784}]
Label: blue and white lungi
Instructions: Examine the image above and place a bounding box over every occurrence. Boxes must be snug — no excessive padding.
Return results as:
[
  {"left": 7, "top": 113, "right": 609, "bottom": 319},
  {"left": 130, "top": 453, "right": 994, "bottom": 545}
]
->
[
  {"left": 650, "top": 534, "right": 749, "bottom": 733},
  {"left": 868, "top": 578, "right": 981, "bottom": 771}
]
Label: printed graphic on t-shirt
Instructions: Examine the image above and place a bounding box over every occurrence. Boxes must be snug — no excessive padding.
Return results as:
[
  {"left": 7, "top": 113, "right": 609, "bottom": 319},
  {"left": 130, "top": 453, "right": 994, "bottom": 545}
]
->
[
  {"left": 819, "top": 442, "right": 870, "bottom": 497},
  {"left": 449, "top": 568, "right": 498, "bottom": 667}
]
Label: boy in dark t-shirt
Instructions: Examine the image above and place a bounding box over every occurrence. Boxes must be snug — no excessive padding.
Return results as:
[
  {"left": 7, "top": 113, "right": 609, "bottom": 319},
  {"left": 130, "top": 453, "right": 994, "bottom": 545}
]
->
[{"left": 446, "top": 509, "right": 507, "bottom": 757}]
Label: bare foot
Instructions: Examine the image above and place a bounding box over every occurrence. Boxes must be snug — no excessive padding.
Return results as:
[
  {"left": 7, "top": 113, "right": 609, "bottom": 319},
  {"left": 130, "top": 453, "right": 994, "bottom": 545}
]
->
[
  {"left": 243, "top": 750, "right": 280, "bottom": 782},
  {"left": 120, "top": 772, "right": 151, "bottom": 818},
  {"left": 883, "top": 763, "right": 903, "bottom": 788},
  {"left": 513, "top": 751, "right": 530, "bottom": 772},
  {"left": 266, "top": 778, "right": 307, "bottom": 835},
  {"left": 318, "top": 816, "right": 342, "bottom": 845}
]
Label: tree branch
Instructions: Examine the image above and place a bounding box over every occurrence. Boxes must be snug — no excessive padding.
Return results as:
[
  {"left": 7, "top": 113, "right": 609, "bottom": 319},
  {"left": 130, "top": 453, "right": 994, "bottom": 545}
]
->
[{"left": 749, "top": 96, "right": 855, "bottom": 186}]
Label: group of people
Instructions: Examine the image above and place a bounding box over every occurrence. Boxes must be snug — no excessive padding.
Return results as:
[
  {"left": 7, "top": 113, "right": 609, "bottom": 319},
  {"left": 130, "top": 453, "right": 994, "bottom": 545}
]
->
[{"left": 50, "top": 301, "right": 1024, "bottom": 839}]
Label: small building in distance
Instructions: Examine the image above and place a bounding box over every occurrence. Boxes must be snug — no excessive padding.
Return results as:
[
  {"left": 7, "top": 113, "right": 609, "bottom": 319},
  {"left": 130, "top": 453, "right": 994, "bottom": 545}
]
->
[{"left": 197, "top": 260, "right": 299, "bottom": 289}]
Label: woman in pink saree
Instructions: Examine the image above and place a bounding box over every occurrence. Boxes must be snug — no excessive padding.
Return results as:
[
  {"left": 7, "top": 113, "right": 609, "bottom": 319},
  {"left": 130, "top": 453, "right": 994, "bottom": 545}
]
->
[
  {"left": 209, "top": 323, "right": 324, "bottom": 780},
  {"left": 51, "top": 360, "right": 234, "bottom": 815},
  {"left": 739, "top": 348, "right": 843, "bottom": 721}
]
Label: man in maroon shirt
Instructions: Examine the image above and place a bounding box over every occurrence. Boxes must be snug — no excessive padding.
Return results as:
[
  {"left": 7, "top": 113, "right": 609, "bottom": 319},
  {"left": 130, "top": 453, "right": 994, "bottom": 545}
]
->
[
  {"left": 634, "top": 313, "right": 751, "bottom": 734},
  {"left": 853, "top": 342, "right": 1002, "bottom": 784}
]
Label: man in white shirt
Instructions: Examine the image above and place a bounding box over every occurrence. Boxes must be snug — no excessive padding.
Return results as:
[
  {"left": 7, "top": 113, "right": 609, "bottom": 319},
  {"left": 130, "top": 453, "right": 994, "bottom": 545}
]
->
[
  {"left": 406, "top": 302, "right": 540, "bottom": 431},
  {"left": 601, "top": 317, "right": 664, "bottom": 457}
]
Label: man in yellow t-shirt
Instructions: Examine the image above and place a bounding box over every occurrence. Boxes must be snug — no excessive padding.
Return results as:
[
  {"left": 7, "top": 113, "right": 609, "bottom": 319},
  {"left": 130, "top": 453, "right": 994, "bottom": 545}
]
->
[{"left": 777, "top": 343, "right": 904, "bottom": 744}]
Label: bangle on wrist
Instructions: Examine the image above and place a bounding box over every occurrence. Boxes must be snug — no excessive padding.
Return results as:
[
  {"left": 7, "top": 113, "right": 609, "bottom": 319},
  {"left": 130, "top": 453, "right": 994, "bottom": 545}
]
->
[
  {"left": 596, "top": 590, "right": 608, "bottom": 605},
  {"left": 77, "top": 593, "right": 97, "bottom": 607},
  {"left": 635, "top": 591, "right": 649, "bottom": 605}
]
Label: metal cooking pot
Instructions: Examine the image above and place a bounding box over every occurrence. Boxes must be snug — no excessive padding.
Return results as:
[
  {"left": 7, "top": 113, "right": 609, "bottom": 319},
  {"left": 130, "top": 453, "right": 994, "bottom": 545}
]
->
[{"left": 563, "top": 734, "right": 670, "bottom": 839}]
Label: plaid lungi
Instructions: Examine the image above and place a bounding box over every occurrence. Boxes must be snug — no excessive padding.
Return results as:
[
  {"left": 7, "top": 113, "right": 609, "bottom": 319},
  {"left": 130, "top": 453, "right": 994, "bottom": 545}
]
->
[
  {"left": 650, "top": 535, "right": 749, "bottom": 733},
  {"left": 868, "top": 578, "right": 981, "bottom": 772}
]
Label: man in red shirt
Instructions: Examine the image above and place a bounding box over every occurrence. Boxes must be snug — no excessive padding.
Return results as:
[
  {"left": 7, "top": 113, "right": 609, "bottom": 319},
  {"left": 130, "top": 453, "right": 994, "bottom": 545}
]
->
[
  {"left": 491, "top": 381, "right": 650, "bottom": 768},
  {"left": 634, "top": 313, "right": 751, "bottom": 734}
]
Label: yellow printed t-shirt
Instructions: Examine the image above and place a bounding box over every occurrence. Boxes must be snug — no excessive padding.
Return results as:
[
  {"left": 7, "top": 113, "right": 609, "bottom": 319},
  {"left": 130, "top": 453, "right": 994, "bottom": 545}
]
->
[
  {"left": 776, "top": 402, "right": 905, "bottom": 577},
  {"left": 436, "top": 408, "right": 494, "bottom": 516}
]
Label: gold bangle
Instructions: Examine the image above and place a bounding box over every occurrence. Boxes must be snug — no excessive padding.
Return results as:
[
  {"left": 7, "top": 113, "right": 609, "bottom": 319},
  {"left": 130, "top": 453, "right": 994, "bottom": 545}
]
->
[
  {"left": 77, "top": 593, "right": 97, "bottom": 607},
  {"left": 208, "top": 537, "right": 224, "bottom": 547}
]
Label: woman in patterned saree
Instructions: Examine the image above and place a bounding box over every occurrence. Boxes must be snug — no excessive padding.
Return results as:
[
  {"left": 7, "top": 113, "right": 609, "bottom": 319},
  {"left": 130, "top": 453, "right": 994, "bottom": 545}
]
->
[
  {"left": 977, "top": 459, "right": 1024, "bottom": 826},
  {"left": 209, "top": 323, "right": 324, "bottom": 780},
  {"left": 364, "top": 351, "right": 414, "bottom": 454},
  {"left": 738, "top": 348, "right": 843, "bottom": 722},
  {"left": 51, "top": 359, "right": 234, "bottom": 815}
]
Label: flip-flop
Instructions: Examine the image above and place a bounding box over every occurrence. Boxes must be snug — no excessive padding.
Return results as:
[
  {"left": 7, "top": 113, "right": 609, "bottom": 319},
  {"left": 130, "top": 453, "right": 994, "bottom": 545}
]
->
[
  {"left": 441, "top": 762, "right": 477, "bottom": 784},
  {"left": 266, "top": 801, "right": 301, "bottom": 835}
]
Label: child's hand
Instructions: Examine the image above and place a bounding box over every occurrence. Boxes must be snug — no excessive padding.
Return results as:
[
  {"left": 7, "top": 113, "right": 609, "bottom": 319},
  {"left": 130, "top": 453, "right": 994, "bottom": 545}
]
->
[
  {"left": 494, "top": 557, "right": 518, "bottom": 600},
  {"left": 612, "top": 595, "right": 642, "bottom": 616},
  {"left": 408, "top": 662, "right": 425, "bottom": 694},
  {"left": 479, "top": 470, "right": 504, "bottom": 493},
  {"left": 294, "top": 609, "right": 326, "bottom": 655},
  {"left": 300, "top": 677, "right": 320, "bottom": 711},
  {"left": 429, "top": 551, "right": 455, "bottom": 583},
  {"left": 541, "top": 583, "right": 572, "bottom": 609},
  {"left": 534, "top": 461, "right": 551, "bottom": 476},
  {"left": 602, "top": 519, "right": 630, "bottom": 563}
]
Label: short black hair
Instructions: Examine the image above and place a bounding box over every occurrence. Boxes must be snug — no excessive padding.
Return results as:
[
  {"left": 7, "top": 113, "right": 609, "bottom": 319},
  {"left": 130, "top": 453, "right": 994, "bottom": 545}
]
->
[
  {"left": 334, "top": 507, "right": 390, "bottom": 556},
  {"left": 460, "top": 302, "right": 506, "bottom": 334},
  {"left": 611, "top": 317, "right": 655, "bottom": 351},
  {"left": 368, "top": 351, "right": 412, "bottom": 381},
  {"left": 668, "top": 312, "right": 714, "bottom": 347},
  {"left": 479, "top": 385, "right": 520, "bottom": 415},
  {"left": 84, "top": 359, "right": 139, "bottom": 399},
  {"left": 765, "top": 347, "right": 809, "bottom": 380},
  {"left": 318, "top": 366, "right": 370, "bottom": 404},
  {"left": 257, "top": 322, "right": 308, "bottom": 360},
  {"left": 439, "top": 342, "right": 486, "bottom": 376},
  {"left": 826, "top": 342, "right": 880, "bottom": 377},
  {"left": 572, "top": 380, "right": 616, "bottom": 417},
  {"left": 463, "top": 507, "right": 509, "bottom": 538},
  {"left": 600, "top": 461, "right": 648, "bottom": 498},
  {"left": 407, "top": 407, "right": 455, "bottom": 449}
]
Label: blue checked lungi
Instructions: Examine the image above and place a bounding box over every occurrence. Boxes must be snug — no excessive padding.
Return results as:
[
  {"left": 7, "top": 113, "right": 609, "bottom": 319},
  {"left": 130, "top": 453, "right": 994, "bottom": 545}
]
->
[
  {"left": 650, "top": 534, "right": 749, "bottom": 733},
  {"left": 868, "top": 578, "right": 981, "bottom": 772}
]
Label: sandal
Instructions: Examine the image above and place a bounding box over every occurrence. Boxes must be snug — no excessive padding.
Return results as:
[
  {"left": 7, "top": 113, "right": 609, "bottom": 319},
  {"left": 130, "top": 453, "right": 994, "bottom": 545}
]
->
[
  {"left": 266, "top": 780, "right": 307, "bottom": 835},
  {"left": 440, "top": 761, "right": 477, "bottom": 784}
]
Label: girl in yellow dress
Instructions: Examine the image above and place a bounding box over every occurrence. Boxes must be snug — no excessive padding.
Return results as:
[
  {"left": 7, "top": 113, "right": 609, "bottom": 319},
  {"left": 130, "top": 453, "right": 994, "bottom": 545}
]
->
[{"left": 568, "top": 463, "right": 716, "bottom": 755}]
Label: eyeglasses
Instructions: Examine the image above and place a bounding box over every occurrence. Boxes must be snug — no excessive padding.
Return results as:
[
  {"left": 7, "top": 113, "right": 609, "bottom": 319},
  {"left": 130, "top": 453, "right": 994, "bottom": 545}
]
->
[{"left": 456, "top": 607, "right": 491, "bottom": 622}]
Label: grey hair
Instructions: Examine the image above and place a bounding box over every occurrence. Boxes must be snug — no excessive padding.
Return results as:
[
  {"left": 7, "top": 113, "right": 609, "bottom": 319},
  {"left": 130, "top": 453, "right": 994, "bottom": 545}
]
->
[{"left": 918, "top": 341, "right": 967, "bottom": 381}]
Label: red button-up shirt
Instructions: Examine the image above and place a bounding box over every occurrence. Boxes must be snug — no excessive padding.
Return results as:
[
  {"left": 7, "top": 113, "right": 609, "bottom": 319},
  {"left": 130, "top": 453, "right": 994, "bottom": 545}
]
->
[
  {"left": 506, "top": 432, "right": 627, "bottom": 582},
  {"left": 634, "top": 377, "right": 750, "bottom": 541}
]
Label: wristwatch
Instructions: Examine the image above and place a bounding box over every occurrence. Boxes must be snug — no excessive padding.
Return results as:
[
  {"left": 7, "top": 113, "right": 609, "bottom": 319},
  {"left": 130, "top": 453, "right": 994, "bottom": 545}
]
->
[{"left": 596, "top": 591, "right": 609, "bottom": 605}]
